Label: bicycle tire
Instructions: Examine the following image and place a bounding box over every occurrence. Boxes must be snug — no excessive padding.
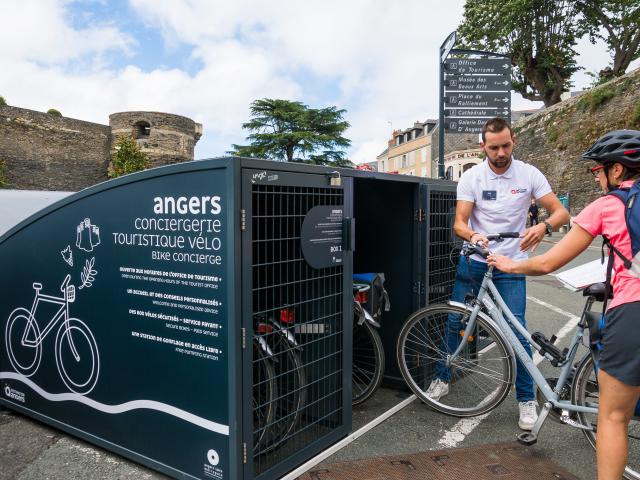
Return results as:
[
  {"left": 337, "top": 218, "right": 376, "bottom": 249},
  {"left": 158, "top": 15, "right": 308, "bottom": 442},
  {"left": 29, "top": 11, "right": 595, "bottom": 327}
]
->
[
  {"left": 397, "top": 303, "right": 514, "bottom": 417},
  {"left": 261, "top": 334, "right": 307, "bottom": 453},
  {"left": 5, "top": 308, "right": 42, "bottom": 377},
  {"left": 253, "top": 340, "right": 277, "bottom": 454},
  {"left": 352, "top": 321, "right": 385, "bottom": 406},
  {"left": 55, "top": 318, "right": 100, "bottom": 395},
  {"left": 572, "top": 353, "right": 640, "bottom": 480}
]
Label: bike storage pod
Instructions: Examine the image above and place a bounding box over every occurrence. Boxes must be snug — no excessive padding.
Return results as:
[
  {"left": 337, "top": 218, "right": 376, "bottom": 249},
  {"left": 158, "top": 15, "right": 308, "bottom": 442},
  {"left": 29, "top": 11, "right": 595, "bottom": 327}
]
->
[{"left": 0, "top": 157, "right": 456, "bottom": 480}]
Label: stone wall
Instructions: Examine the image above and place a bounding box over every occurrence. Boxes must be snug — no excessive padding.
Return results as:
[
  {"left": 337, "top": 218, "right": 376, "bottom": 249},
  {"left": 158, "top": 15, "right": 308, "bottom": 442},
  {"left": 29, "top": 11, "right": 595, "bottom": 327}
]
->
[
  {"left": 0, "top": 106, "right": 111, "bottom": 190},
  {"left": 513, "top": 67, "right": 640, "bottom": 214},
  {"left": 0, "top": 106, "right": 202, "bottom": 191},
  {"left": 109, "top": 111, "right": 202, "bottom": 168}
]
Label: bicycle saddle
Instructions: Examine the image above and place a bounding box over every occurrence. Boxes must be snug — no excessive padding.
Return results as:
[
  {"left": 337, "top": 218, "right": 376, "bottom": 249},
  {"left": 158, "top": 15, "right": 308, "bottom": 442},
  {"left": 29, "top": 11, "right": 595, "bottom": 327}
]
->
[{"left": 583, "top": 282, "right": 612, "bottom": 302}]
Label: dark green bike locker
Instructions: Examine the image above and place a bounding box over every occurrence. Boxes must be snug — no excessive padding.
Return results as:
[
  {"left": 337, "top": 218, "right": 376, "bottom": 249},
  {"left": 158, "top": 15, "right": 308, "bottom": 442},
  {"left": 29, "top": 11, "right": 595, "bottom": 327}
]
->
[{"left": 0, "top": 156, "right": 457, "bottom": 480}]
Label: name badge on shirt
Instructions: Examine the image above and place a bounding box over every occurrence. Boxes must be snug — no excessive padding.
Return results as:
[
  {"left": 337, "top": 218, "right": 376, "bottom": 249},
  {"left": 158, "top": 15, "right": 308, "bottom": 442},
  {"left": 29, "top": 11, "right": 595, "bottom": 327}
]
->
[{"left": 482, "top": 190, "right": 497, "bottom": 201}]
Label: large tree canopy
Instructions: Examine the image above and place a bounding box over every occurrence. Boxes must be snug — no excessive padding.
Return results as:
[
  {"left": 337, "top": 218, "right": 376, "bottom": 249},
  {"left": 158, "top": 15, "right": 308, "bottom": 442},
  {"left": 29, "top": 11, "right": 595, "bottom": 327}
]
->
[
  {"left": 231, "top": 98, "right": 352, "bottom": 167},
  {"left": 458, "top": 0, "right": 583, "bottom": 107},
  {"left": 578, "top": 0, "right": 640, "bottom": 81}
]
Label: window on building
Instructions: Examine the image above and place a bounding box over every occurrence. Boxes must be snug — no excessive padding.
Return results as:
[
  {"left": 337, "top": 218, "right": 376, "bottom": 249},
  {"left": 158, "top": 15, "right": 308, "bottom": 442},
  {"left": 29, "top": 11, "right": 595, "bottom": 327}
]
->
[
  {"left": 463, "top": 162, "right": 476, "bottom": 173},
  {"left": 381, "top": 160, "right": 386, "bottom": 171},
  {"left": 397, "top": 136, "right": 403, "bottom": 145},
  {"left": 446, "top": 166, "right": 453, "bottom": 180},
  {"left": 402, "top": 154, "right": 407, "bottom": 168},
  {"left": 135, "top": 121, "right": 151, "bottom": 138}
]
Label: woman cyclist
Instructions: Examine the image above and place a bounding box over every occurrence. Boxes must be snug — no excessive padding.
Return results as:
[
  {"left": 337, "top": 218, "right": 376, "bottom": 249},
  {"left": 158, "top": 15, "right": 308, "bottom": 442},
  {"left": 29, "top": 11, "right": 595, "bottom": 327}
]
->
[{"left": 488, "top": 130, "right": 640, "bottom": 480}]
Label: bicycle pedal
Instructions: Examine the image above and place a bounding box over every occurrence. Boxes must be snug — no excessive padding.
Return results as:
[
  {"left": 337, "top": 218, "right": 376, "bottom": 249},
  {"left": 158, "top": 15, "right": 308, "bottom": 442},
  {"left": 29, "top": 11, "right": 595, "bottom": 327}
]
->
[{"left": 516, "top": 432, "right": 537, "bottom": 446}]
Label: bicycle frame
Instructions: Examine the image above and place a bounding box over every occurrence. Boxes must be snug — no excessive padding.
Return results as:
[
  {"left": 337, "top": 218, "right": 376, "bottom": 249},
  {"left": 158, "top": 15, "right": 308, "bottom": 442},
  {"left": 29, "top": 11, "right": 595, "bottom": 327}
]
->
[
  {"left": 448, "top": 265, "right": 598, "bottom": 419},
  {"left": 23, "top": 290, "right": 68, "bottom": 348},
  {"left": 21, "top": 276, "right": 80, "bottom": 361}
]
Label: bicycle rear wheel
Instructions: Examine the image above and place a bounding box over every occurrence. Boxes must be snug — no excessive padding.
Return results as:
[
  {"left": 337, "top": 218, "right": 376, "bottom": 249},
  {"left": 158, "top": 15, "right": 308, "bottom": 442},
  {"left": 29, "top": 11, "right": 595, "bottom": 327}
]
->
[
  {"left": 397, "top": 304, "right": 514, "bottom": 417},
  {"left": 261, "top": 333, "right": 306, "bottom": 453},
  {"left": 352, "top": 321, "right": 385, "bottom": 406},
  {"left": 253, "top": 340, "right": 276, "bottom": 454},
  {"left": 572, "top": 353, "right": 640, "bottom": 480}
]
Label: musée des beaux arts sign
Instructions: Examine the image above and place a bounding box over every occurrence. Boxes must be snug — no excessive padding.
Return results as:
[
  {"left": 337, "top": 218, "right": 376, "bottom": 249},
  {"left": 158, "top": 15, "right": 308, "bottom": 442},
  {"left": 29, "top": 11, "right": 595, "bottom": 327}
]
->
[{"left": 0, "top": 163, "right": 237, "bottom": 479}]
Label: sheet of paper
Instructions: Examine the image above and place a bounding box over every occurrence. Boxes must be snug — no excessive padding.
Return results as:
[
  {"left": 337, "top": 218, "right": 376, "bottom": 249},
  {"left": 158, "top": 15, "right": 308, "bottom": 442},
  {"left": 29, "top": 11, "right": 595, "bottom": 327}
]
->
[{"left": 553, "top": 259, "right": 607, "bottom": 291}]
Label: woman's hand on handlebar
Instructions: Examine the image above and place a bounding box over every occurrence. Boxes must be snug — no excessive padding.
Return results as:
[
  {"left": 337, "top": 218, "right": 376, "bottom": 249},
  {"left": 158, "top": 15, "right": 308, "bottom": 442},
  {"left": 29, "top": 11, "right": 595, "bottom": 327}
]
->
[{"left": 487, "top": 253, "right": 518, "bottom": 273}]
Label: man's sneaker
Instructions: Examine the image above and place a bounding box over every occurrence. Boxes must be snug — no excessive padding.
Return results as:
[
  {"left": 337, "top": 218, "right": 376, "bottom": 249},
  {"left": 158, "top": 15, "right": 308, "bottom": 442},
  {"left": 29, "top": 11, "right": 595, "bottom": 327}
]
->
[
  {"left": 425, "top": 378, "right": 449, "bottom": 401},
  {"left": 518, "top": 400, "right": 538, "bottom": 430}
]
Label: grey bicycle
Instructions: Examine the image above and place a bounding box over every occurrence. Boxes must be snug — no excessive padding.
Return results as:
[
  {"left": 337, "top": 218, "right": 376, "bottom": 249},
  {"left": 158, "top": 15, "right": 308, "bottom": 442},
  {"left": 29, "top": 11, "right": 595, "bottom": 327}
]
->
[{"left": 396, "top": 232, "right": 640, "bottom": 479}]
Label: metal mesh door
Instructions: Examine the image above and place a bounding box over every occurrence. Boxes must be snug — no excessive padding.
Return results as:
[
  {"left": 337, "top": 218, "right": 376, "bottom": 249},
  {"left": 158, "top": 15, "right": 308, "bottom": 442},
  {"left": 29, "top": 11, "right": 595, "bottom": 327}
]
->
[
  {"left": 426, "top": 188, "right": 459, "bottom": 305},
  {"left": 245, "top": 177, "right": 350, "bottom": 479}
]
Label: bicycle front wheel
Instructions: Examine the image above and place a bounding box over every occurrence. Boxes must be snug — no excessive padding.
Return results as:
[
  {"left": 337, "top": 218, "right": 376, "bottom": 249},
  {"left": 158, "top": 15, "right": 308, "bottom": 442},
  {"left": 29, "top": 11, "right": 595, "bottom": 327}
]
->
[
  {"left": 352, "top": 321, "right": 385, "bottom": 406},
  {"left": 572, "top": 353, "right": 640, "bottom": 480},
  {"left": 55, "top": 318, "right": 100, "bottom": 395},
  {"left": 397, "top": 304, "right": 514, "bottom": 417}
]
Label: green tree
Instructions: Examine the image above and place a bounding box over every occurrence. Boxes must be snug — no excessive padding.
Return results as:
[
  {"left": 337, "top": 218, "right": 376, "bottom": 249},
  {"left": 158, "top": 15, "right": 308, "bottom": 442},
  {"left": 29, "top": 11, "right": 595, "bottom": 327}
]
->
[
  {"left": 109, "top": 136, "right": 150, "bottom": 178},
  {"left": 0, "top": 96, "right": 7, "bottom": 107},
  {"left": 458, "top": 0, "right": 583, "bottom": 107},
  {"left": 231, "top": 99, "right": 351, "bottom": 166},
  {"left": 47, "top": 108, "right": 62, "bottom": 117},
  {"left": 0, "top": 159, "right": 8, "bottom": 188},
  {"left": 578, "top": 0, "right": 640, "bottom": 81}
]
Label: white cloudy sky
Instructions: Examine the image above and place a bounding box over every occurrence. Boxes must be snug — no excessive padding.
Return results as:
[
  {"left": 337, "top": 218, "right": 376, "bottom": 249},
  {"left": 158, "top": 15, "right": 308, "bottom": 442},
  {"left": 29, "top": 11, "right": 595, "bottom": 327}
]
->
[{"left": 0, "top": 0, "right": 633, "bottom": 164}]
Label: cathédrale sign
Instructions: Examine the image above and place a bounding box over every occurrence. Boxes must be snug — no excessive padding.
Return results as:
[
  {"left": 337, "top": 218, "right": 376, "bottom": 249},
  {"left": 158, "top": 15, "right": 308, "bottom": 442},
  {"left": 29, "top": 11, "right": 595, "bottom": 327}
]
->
[{"left": 0, "top": 161, "right": 237, "bottom": 480}]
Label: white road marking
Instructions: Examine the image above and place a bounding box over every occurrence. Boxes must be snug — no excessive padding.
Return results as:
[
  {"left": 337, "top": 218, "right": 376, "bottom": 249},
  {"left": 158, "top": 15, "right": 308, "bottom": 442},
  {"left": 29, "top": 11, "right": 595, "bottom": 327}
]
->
[{"left": 437, "top": 296, "right": 580, "bottom": 448}]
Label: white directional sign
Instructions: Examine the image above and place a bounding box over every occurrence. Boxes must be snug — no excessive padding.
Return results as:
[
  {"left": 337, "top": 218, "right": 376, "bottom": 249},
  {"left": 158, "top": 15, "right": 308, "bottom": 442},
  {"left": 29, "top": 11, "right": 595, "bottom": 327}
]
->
[
  {"left": 444, "top": 58, "right": 511, "bottom": 75},
  {"left": 445, "top": 92, "right": 510, "bottom": 108},
  {"left": 445, "top": 118, "right": 496, "bottom": 133},
  {"left": 445, "top": 75, "right": 510, "bottom": 91},
  {"left": 440, "top": 48, "right": 512, "bottom": 135},
  {"left": 445, "top": 108, "right": 510, "bottom": 118}
]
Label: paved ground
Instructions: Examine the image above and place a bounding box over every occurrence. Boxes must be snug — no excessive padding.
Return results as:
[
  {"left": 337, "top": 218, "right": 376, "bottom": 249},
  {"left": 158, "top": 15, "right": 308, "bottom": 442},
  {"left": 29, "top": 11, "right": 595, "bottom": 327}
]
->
[{"left": 1, "top": 232, "right": 602, "bottom": 480}]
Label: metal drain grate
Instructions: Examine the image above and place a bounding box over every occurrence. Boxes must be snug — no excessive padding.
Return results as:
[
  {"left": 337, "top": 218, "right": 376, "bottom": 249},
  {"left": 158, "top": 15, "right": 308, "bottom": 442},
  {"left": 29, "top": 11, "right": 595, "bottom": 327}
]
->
[{"left": 297, "top": 442, "right": 581, "bottom": 480}]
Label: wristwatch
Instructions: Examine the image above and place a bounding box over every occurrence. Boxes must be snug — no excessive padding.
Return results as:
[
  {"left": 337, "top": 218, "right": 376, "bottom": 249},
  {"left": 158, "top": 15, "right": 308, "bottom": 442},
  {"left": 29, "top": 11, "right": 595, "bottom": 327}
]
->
[{"left": 543, "top": 221, "right": 553, "bottom": 235}]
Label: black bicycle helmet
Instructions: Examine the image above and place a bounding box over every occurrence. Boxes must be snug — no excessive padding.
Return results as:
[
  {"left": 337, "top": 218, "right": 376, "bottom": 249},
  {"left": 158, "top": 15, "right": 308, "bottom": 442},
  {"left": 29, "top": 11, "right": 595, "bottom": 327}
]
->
[{"left": 582, "top": 129, "right": 640, "bottom": 168}]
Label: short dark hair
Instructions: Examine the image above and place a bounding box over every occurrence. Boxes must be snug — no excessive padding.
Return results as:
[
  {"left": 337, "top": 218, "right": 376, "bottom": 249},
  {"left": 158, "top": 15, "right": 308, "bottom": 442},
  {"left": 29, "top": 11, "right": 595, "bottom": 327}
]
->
[{"left": 482, "top": 118, "right": 513, "bottom": 142}]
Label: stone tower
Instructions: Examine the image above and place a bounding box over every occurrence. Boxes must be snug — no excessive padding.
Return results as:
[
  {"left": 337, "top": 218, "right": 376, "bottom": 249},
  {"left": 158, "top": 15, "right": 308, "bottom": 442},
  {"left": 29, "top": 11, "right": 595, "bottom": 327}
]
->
[{"left": 109, "top": 112, "right": 203, "bottom": 168}]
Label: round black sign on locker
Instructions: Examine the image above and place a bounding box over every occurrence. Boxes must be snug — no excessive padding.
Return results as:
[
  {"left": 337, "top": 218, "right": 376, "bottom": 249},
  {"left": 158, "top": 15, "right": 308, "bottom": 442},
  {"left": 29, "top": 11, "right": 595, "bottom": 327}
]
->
[{"left": 300, "top": 205, "right": 344, "bottom": 269}]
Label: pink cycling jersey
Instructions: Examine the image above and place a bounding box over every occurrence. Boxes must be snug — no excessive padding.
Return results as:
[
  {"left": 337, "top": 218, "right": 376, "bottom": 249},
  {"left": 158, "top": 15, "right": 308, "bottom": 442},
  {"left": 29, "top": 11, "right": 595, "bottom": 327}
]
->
[{"left": 573, "top": 179, "right": 640, "bottom": 310}]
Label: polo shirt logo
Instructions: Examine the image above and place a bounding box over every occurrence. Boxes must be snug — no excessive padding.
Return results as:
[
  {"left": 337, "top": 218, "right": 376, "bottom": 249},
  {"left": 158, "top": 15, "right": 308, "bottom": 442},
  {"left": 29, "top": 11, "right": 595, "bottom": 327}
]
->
[{"left": 510, "top": 188, "right": 527, "bottom": 194}]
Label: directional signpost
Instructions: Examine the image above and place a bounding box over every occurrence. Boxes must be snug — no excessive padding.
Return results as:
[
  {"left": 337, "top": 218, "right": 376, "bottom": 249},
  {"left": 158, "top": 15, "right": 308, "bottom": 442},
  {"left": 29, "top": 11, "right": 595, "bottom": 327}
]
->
[{"left": 437, "top": 31, "right": 512, "bottom": 178}]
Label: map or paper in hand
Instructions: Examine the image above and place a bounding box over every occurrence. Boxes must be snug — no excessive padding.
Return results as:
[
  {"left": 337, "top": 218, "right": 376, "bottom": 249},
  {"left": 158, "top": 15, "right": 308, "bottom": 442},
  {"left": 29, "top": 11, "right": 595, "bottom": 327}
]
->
[{"left": 554, "top": 259, "right": 607, "bottom": 291}]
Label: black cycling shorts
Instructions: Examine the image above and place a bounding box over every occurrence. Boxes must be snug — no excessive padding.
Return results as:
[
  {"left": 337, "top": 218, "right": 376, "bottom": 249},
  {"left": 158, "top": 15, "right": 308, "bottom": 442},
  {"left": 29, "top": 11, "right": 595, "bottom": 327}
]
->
[{"left": 600, "top": 301, "right": 640, "bottom": 386}]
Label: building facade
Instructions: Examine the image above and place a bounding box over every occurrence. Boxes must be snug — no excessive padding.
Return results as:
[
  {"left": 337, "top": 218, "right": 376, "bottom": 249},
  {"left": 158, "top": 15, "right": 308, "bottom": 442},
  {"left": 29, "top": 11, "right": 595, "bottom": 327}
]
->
[
  {"left": 443, "top": 148, "right": 483, "bottom": 180},
  {"left": 377, "top": 120, "right": 437, "bottom": 176}
]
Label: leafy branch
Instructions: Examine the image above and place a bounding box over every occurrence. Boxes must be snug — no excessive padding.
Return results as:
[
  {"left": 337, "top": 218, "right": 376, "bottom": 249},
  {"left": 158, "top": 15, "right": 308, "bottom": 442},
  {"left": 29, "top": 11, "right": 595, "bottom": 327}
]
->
[{"left": 79, "top": 257, "right": 97, "bottom": 290}]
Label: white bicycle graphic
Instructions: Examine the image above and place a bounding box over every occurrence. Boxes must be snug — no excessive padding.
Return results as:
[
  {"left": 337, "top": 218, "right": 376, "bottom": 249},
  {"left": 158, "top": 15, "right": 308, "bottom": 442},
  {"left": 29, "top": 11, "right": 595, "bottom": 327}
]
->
[{"left": 5, "top": 274, "right": 100, "bottom": 395}]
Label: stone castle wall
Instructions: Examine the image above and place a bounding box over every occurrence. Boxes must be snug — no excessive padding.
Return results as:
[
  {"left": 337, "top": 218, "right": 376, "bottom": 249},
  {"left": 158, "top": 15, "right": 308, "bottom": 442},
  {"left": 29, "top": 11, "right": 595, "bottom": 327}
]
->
[
  {"left": 109, "top": 111, "right": 201, "bottom": 168},
  {"left": 0, "top": 106, "right": 111, "bottom": 191},
  {"left": 0, "top": 106, "right": 201, "bottom": 191},
  {"left": 513, "top": 68, "right": 640, "bottom": 214}
]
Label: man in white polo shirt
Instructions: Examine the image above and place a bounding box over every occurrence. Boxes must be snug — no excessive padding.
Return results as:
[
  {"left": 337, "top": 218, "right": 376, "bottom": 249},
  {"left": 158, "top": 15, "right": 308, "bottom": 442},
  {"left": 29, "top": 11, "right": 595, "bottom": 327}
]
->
[{"left": 427, "top": 118, "right": 570, "bottom": 430}]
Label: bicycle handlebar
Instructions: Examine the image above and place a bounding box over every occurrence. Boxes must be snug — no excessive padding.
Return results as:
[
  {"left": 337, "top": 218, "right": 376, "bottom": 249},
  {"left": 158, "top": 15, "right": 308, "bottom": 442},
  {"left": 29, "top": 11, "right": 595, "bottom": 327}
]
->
[
  {"left": 485, "top": 231, "right": 520, "bottom": 240},
  {"left": 462, "top": 232, "right": 520, "bottom": 259}
]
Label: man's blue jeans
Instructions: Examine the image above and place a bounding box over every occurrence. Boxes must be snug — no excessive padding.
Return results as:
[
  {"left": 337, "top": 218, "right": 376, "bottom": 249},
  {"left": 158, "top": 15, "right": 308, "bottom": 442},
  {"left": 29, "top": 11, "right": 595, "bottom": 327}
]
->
[{"left": 435, "top": 257, "right": 535, "bottom": 402}]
